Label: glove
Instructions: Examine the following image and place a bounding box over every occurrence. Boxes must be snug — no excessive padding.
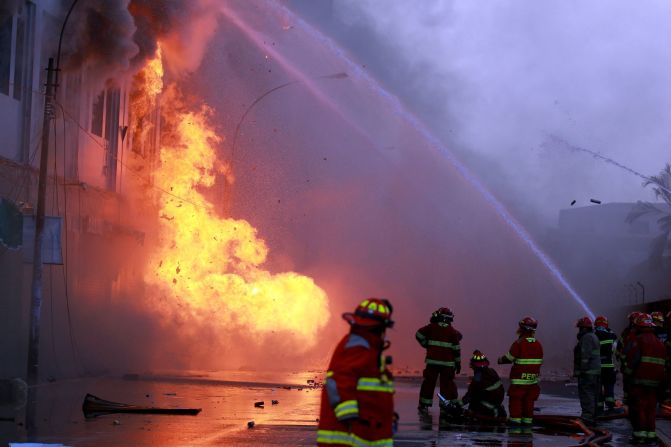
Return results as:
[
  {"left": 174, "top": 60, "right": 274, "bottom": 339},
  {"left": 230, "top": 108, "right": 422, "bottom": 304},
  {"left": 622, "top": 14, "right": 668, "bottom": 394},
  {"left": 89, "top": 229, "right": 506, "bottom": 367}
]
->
[
  {"left": 497, "top": 356, "right": 505, "bottom": 364},
  {"left": 455, "top": 363, "right": 461, "bottom": 375},
  {"left": 392, "top": 412, "right": 400, "bottom": 434}
]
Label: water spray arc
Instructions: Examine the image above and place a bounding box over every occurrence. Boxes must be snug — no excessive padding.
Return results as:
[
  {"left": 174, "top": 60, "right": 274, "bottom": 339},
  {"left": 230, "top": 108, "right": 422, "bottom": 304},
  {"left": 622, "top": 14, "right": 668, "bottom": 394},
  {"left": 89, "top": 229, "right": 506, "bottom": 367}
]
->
[
  {"left": 222, "top": 1, "right": 595, "bottom": 319},
  {"left": 544, "top": 134, "right": 671, "bottom": 197}
]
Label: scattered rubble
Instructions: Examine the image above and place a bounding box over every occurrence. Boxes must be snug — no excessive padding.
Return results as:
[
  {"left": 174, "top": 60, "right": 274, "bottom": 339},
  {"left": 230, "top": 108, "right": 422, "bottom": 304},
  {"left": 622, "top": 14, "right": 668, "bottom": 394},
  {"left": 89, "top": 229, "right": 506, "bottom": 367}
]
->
[{"left": 247, "top": 421, "right": 255, "bottom": 429}]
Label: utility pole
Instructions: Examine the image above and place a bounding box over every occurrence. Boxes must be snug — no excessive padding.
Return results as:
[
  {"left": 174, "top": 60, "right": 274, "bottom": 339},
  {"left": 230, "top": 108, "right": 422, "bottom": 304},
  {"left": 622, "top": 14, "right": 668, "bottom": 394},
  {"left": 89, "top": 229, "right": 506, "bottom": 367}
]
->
[{"left": 26, "top": 57, "right": 56, "bottom": 385}]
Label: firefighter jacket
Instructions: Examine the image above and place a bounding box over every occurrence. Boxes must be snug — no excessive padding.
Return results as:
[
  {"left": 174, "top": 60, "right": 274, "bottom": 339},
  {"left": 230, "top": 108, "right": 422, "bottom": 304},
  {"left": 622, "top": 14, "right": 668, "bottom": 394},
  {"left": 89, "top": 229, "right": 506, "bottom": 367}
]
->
[
  {"left": 595, "top": 327, "right": 617, "bottom": 369},
  {"left": 617, "top": 327, "right": 637, "bottom": 371},
  {"left": 625, "top": 331, "right": 668, "bottom": 388},
  {"left": 415, "top": 323, "right": 462, "bottom": 369},
  {"left": 318, "top": 329, "right": 394, "bottom": 447},
  {"left": 573, "top": 330, "right": 601, "bottom": 376},
  {"left": 499, "top": 335, "right": 544, "bottom": 386},
  {"left": 462, "top": 367, "right": 504, "bottom": 410}
]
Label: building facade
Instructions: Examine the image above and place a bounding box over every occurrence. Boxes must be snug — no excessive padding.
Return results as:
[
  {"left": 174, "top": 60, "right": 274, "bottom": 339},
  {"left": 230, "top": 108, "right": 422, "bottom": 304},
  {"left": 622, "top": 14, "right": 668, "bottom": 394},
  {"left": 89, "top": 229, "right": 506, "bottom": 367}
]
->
[{"left": 0, "top": 1, "right": 158, "bottom": 383}]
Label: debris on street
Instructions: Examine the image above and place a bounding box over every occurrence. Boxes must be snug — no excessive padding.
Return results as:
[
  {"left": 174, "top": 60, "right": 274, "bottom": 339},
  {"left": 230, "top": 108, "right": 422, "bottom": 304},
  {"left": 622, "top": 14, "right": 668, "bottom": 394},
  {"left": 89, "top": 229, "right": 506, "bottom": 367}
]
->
[{"left": 82, "top": 394, "right": 202, "bottom": 418}]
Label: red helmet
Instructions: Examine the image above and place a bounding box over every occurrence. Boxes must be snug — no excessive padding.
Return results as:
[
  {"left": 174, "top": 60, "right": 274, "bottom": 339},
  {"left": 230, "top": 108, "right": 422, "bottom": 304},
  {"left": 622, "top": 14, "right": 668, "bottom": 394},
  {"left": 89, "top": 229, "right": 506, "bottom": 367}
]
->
[
  {"left": 634, "top": 313, "right": 655, "bottom": 328},
  {"left": 576, "top": 317, "right": 593, "bottom": 329},
  {"left": 343, "top": 298, "right": 394, "bottom": 328},
  {"left": 594, "top": 316, "right": 609, "bottom": 328},
  {"left": 628, "top": 311, "right": 643, "bottom": 324},
  {"left": 518, "top": 316, "right": 538, "bottom": 332},
  {"left": 651, "top": 311, "right": 664, "bottom": 327},
  {"left": 470, "top": 350, "right": 490, "bottom": 368},
  {"left": 431, "top": 307, "right": 454, "bottom": 324}
]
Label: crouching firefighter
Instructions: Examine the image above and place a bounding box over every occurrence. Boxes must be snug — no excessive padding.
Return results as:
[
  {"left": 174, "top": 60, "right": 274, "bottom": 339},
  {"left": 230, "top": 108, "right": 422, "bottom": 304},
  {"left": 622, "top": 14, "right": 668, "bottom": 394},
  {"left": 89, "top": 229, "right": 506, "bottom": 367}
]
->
[
  {"left": 317, "top": 298, "right": 395, "bottom": 447},
  {"left": 461, "top": 350, "right": 506, "bottom": 419},
  {"left": 415, "top": 307, "right": 463, "bottom": 412},
  {"left": 498, "top": 317, "right": 543, "bottom": 429}
]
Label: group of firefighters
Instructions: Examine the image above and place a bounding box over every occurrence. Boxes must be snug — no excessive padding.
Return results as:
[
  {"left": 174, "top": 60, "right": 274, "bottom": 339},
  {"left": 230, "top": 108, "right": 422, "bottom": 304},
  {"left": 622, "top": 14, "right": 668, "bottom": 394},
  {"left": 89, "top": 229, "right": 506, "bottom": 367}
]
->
[{"left": 317, "top": 298, "right": 671, "bottom": 447}]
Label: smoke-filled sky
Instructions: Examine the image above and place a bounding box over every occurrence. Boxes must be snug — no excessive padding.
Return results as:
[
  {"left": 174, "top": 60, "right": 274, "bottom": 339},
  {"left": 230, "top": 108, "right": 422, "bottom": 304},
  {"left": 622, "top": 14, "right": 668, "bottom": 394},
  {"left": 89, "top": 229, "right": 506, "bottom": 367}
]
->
[{"left": 287, "top": 0, "right": 671, "bottom": 223}]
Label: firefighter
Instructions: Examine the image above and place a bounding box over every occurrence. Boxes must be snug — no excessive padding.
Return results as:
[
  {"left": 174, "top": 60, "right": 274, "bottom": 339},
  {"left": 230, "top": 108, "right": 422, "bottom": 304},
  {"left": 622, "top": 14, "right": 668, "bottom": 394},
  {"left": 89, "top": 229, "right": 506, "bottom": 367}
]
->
[
  {"left": 617, "top": 312, "right": 641, "bottom": 404},
  {"left": 651, "top": 311, "right": 667, "bottom": 343},
  {"left": 593, "top": 316, "right": 618, "bottom": 411},
  {"left": 574, "top": 317, "right": 601, "bottom": 425},
  {"left": 625, "top": 314, "right": 668, "bottom": 445},
  {"left": 317, "top": 298, "right": 395, "bottom": 447},
  {"left": 498, "top": 316, "right": 543, "bottom": 428},
  {"left": 461, "top": 350, "right": 506, "bottom": 419},
  {"left": 415, "top": 307, "right": 462, "bottom": 412}
]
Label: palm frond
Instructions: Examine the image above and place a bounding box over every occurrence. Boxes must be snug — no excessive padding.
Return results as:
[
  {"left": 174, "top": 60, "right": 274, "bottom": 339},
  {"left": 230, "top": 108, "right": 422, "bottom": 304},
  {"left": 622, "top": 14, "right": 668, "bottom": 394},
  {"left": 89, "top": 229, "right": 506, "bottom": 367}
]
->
[
  {"left": 626, "top": 201, "right": 663, "bottom": 223},
  {"left": 648, "top": 229, "right": 671, "bottom": 270}
]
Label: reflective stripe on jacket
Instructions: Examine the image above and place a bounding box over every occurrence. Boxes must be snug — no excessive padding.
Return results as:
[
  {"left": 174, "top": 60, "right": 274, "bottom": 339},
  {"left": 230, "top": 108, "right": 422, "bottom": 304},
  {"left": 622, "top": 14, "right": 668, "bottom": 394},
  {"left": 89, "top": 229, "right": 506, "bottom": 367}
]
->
[
  {"left": 415, "top": 322, "right": 462, "bottom": 367},
  {"left": 503, "top": 336, "right": 544, "bottom": 385},
  {"left": 626, "top": 331, "right": 668, "bottom": 388},
  {"left": 318, "top": 331, "right": 394, "bottom": 446},
  {"left": 595, "top": 327, "right": 617, "bottom": 369},
  {"left": 462, "top": 367, "right": 504, "bottom": 410},
  {"left": 574, "top": 331, "right": 601, "bottom": 376}
]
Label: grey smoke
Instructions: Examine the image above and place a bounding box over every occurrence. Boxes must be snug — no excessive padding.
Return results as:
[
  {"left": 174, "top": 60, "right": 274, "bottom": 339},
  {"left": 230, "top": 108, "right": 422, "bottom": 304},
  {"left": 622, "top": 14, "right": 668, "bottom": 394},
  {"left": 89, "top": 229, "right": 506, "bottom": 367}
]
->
[
  {"left": 289, "top": 0, "right": 671, "bottom": 223},
  {"left": 59, "top": 0, "right": 220, "bottom": 83}
]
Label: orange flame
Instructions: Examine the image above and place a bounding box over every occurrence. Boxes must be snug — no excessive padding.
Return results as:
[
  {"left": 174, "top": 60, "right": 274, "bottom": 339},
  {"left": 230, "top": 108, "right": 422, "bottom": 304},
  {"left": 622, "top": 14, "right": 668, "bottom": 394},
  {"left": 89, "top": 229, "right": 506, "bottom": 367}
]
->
[{"left": 136, "top": 50, "right": 329, "bottom": 353}]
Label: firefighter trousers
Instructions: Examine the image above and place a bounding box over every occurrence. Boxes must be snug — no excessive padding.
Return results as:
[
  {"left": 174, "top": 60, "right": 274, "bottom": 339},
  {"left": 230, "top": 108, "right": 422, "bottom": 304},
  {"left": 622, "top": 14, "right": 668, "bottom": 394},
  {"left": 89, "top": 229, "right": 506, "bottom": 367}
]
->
[
  {"left": 419, "top": 364, "right": 456, "bottom": 406},
  {"left": 578, "top": 373, "right": 601, "bottom": 423},
  {"left": 508, "top": 384, "right": 540, "bottom": 424},
  {"left": 629, "top": 385, "right": 659, "bottom": 441},
  {"left": 600, "top": 367, "right": 616, "bottom": 408}
]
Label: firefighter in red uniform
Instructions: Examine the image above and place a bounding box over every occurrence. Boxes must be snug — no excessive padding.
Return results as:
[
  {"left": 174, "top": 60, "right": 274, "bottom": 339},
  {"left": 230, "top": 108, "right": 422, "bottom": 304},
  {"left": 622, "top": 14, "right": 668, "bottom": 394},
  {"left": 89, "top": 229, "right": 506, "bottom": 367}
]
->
[
  {"left": 317, "top": 298, "right": 395, "bottom": 447},
  {"left": 618, "top": 312, "right": 642, "bottom": 404},
  {"left": 462, "top": 350, "right": 506, "bottom": 419},
  {"left": 498, "top": 316, "right": 543, "bottom": 429},
  {"left": 415, "top": 307, "right": 462, "bottom": 412},
  {"left": 625, "top": 313, "right": 668, "bottom": 445}
]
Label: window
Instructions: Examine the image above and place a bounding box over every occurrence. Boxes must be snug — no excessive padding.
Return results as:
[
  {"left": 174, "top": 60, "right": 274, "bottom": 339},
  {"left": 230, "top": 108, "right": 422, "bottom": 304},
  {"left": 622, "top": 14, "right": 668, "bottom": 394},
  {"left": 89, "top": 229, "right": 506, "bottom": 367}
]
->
[
  {"left": 91, "top": 91, "right": 104, "bottom": 136},
  {"left": 0, "top": 14, "right": 12, "bottom": 96},
  {"left": 12, "top": 14, "right": 23, "bottom": 100}
]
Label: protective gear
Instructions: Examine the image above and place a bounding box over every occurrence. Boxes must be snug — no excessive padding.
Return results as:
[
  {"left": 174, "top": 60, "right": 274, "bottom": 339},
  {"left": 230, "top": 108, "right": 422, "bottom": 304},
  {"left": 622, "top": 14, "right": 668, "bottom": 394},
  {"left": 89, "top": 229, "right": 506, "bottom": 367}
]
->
[
  {"left": 430, "top": 307, "right": 454, "bottom": 325},
  {"left": 576, "top": 317, "right": 593, "bottom": 329},
  {"left": 470, "top": 350, "right": 490, "bottom": 368},
  {"left": 416, "top": 315, "right": 462, "bottom": 408},
  {"left": 651, "top": 311, "right": 664, "bottom": 327},
  {"left": 518, "top": 316, "right": 538, "bottom": 332},
  {"left": 617, "top": 321, "right": 640, "bottom": 405},
  {"left": 462, "top": 359, "right": 506, "bottom": 418},
  {"left": 635, "top": 314, "right": 655, "bottom": 328},
  {"left": 499, "top": 326, "right": 544, "bottom": 426},
  {"left": 342, "top": 298, "right": 394, "bottom": 329},
  {"left": 594, "top": 315, "right": 609, "bottom": 328},
  {"left": 625, "top": 327, "right": 668, "bottom": 444},
  {"left": 595, "top": 324, "right": 618, "bottom": 410},
  {"left": 574, "top": 326, "right": 601, "bottom": 424},
  {"left": 318, "top": 323, "right": 394, "bottom": 446}
]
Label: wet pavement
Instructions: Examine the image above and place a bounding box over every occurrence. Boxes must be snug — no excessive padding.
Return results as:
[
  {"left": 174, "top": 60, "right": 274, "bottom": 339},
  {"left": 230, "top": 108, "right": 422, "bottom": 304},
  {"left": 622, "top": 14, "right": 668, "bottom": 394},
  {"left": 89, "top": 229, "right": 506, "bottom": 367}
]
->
[{"left": 0, "top": 372, "right": 662, "bottom": 446}]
